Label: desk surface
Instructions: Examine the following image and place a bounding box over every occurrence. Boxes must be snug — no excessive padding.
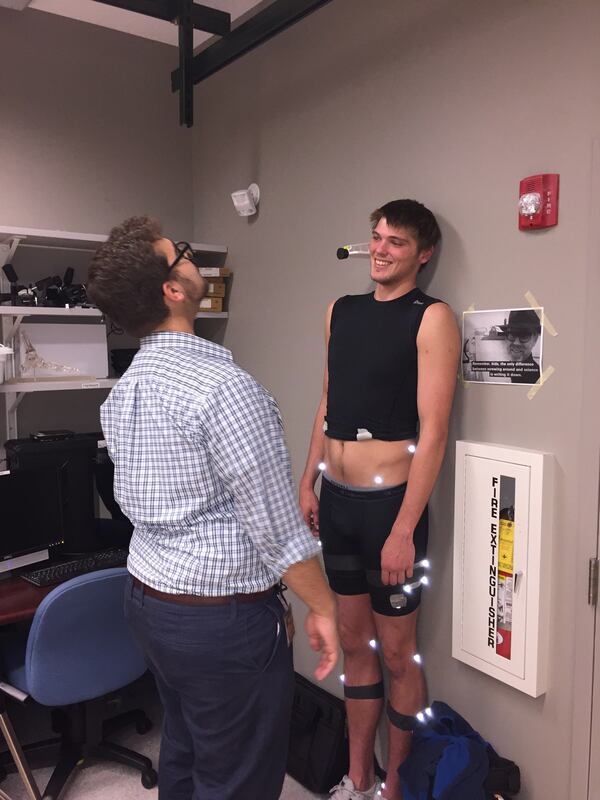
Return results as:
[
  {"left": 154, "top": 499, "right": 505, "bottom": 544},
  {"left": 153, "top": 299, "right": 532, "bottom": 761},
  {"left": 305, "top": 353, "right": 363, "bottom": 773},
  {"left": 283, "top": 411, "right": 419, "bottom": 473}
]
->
[{"left": 0, "top": 577, "right": 54, "bottom": 625}]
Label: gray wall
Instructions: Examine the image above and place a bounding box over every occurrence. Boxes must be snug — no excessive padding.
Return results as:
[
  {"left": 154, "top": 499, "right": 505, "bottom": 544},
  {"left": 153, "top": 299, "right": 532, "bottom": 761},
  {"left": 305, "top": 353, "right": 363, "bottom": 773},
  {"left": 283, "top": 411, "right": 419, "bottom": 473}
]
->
[
  {"left": 191, "top": 0, "right": 600, "bottom": 797},
  {"left": 0, "top": 7, "right": 194, "bottom": 434}
]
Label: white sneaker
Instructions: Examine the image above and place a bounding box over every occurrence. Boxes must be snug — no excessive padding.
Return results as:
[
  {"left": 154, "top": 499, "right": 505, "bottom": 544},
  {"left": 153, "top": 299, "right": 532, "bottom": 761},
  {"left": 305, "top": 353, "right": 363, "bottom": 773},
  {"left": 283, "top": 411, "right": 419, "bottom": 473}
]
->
[{"left": 329, "top": 775, "right": 381, "bottom": 799}]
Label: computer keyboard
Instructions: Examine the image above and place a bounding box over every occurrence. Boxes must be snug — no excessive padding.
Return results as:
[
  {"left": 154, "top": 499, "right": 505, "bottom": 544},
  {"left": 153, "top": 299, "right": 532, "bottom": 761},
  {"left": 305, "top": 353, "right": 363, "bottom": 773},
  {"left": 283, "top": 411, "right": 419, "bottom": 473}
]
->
[{"left": 20, "top": 548, "right": 129, "bottom": 587}]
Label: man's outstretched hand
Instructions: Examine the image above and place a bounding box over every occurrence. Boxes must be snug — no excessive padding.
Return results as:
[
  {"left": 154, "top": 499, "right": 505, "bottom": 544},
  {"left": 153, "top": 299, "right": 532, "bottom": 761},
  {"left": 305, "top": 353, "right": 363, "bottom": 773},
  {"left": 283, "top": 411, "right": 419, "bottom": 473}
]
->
[{"left": 304, "top": 610, "right": 339, "bottom": 681}]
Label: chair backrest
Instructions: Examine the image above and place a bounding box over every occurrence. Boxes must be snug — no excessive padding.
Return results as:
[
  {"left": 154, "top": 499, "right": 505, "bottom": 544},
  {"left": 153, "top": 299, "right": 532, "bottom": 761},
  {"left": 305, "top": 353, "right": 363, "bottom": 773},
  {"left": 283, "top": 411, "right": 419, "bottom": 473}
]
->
[{"left": 25, "top": 568, "right": 146, "bottom": 706}]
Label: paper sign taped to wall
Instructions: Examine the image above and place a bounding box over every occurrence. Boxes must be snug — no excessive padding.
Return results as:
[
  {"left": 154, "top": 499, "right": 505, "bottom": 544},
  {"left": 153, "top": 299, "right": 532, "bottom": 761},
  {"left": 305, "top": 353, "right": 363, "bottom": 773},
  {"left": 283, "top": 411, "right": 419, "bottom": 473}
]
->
[{"left": 462, "top": 307, "right": 543, "bottom": 386}]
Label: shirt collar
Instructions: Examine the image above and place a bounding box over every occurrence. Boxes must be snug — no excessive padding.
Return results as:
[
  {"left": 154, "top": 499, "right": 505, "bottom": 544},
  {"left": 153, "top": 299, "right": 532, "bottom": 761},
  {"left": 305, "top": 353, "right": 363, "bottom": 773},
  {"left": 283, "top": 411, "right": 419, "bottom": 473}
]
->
[{"left": 139, "top": 331, "right": 233, "bottom": 362}]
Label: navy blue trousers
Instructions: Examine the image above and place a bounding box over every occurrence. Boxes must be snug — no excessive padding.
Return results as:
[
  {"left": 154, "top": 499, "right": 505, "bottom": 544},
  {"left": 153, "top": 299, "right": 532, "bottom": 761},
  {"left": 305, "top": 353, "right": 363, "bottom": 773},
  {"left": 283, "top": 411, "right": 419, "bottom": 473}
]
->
[{"left": 124, "top": 576, "right": 294, "bottom": 800}]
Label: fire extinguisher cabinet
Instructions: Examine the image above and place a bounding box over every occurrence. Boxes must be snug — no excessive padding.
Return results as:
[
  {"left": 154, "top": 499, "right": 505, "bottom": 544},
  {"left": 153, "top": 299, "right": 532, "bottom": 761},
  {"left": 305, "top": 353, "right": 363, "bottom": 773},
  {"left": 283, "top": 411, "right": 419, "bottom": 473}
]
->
[{"left": 452, "top": 441, "right": 554, "bottom": 697}]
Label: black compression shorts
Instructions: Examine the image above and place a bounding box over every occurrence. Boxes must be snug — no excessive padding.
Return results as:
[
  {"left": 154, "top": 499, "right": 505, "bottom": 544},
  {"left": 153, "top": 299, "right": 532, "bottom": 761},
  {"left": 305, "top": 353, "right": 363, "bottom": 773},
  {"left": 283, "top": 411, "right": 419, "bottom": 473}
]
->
[{"left": 319, "top": 475, "right": 428, "bottom": 617}]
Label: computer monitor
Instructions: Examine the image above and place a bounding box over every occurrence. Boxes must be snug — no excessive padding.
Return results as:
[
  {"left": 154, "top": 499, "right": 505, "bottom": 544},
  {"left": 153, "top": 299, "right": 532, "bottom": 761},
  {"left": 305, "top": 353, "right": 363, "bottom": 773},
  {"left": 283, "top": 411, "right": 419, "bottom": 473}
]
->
[
  {"left": 0, "top": 468, "right": 66, "bottom": 574},
  {"left": 5, "top": 436, "right": 98, "bottom": 555},
  {"left": 5, "top": 434, "right": 133, "bottom": 554}
]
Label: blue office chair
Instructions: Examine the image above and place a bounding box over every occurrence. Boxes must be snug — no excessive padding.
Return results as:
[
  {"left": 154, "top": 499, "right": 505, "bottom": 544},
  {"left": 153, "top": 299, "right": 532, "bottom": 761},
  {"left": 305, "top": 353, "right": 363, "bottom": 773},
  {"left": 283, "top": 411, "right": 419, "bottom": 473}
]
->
[{"left": 0, "top": 568, "right": 157, "bottom": 798}]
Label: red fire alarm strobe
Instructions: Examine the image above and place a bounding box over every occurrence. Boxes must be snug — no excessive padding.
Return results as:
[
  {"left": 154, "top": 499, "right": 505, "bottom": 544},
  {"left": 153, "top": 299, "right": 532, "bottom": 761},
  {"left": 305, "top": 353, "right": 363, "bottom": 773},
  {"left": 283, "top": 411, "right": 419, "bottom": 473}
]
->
[{"left": 518, "top": 173, "right": 559, "bottom": 230}]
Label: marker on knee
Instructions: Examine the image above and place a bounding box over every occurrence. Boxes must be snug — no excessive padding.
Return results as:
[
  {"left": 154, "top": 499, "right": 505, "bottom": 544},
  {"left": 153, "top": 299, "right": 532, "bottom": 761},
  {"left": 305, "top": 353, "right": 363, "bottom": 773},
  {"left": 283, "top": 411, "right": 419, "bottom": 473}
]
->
[{"left": 343, "top": 681, "right": 385, "bottom": 700}]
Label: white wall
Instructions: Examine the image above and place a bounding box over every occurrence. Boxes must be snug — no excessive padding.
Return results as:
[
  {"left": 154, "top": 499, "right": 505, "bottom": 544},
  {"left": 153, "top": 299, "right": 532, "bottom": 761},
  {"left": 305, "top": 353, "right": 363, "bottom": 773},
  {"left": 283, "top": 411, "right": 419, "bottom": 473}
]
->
[{"left": 191, "top": 0, "right": 600, "bottom": 796}]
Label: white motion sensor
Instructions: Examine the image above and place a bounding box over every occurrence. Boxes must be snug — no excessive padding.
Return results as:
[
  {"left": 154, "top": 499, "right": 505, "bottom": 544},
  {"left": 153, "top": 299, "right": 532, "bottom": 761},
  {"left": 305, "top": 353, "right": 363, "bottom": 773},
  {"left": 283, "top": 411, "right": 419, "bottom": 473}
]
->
[{"left": 231, "top": 183, "right": 260, "bottom": 216}]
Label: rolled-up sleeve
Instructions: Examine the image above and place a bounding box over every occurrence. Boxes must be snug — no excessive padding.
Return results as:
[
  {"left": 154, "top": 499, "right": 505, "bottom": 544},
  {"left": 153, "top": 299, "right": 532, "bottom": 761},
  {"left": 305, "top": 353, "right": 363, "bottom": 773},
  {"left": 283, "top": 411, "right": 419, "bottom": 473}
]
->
[{"left": 201, "top": 372, "right": 320, "bottom": 575}]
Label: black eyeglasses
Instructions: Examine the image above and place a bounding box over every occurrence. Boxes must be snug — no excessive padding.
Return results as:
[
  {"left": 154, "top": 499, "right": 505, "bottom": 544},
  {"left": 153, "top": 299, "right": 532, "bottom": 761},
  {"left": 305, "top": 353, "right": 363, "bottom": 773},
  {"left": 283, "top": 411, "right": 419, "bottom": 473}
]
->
[{"left": 168, "top": 241, "right": 202, "bottom": 271}]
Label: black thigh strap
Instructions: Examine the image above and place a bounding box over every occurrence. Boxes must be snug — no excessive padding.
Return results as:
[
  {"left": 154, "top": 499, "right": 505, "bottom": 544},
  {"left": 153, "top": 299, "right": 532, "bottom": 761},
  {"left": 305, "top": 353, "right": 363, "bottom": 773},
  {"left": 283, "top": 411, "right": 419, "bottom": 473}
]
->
[
  {"left": 386, "top": 701, "right": 416, "bottom": 731},
  {"left": 344, "top": 681, "right": 385, "bottom": 700},
  {"left": 323, "top": 554, "right": 363, "bottom": 571}
]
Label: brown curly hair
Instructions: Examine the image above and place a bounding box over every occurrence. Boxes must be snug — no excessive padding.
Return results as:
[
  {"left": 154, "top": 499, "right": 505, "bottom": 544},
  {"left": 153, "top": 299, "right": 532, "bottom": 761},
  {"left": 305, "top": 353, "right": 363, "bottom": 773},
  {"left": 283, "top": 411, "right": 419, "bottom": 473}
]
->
[
  {"left": 87, "top": 216, "right": 170, "bottom": 337},
  {"left": 370, "top": 199, "right": 441, "bottom": 262}
]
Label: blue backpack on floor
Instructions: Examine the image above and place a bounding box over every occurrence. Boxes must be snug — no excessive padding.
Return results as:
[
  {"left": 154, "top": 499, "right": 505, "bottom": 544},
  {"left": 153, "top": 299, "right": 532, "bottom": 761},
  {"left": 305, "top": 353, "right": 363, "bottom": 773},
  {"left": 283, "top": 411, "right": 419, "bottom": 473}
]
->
[{"left": 399, "top": 701, "right": 511, "bottom": 800}]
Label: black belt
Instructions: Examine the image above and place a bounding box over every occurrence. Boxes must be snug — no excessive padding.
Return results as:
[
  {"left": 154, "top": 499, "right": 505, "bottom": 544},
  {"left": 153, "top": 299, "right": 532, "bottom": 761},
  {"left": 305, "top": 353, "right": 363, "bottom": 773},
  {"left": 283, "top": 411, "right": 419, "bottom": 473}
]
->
[{"left": 132, "top": 576, "right": 276, "bottom": 606}]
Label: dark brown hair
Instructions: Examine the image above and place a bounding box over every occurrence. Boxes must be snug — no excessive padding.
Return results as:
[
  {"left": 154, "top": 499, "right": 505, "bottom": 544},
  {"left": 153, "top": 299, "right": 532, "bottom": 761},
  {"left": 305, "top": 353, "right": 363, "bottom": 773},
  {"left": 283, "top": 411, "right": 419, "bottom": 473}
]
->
[
  {"left": 370, "top": 199, "right": 441, "bottom": 257},
  {"left": 87, "top": 216, "right": 169, "bottom": 337}
]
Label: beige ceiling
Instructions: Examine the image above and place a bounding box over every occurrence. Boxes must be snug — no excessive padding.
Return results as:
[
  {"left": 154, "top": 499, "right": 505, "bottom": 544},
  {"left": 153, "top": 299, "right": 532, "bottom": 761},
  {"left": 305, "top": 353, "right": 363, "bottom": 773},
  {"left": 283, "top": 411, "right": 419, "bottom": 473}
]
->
[{"left": 17, "top": 0, "right": 271, "bottom": 48}]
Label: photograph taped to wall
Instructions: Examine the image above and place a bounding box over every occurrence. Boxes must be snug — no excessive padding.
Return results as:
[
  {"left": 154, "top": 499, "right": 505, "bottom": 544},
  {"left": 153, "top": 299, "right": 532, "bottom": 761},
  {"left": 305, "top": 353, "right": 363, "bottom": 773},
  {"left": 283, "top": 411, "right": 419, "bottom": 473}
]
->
[{"left": 462, "top": 307, "right": 543, "bottom": 385}]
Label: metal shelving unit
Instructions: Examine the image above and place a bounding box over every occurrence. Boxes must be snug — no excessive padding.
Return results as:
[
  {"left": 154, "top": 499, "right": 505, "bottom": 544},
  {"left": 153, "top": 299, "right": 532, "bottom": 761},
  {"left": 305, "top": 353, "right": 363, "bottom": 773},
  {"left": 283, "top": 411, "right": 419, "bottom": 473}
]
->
[{"left": 0, "top": 226, "right": 229, "bottom": 455}]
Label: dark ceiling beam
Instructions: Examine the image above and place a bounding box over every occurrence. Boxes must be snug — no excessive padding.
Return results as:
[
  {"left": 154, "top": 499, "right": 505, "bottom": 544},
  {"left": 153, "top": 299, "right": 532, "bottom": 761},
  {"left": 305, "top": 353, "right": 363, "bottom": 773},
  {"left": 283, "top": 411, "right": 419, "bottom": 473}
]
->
[
  {"left": 171, "top": 0, "right": 333, "bottom": 90},
  {"left": 179, "top": 0, "right": 194, "bottom": 126},
  {"left": 94, "top": 0, "right": 231, "bottom": 37}
]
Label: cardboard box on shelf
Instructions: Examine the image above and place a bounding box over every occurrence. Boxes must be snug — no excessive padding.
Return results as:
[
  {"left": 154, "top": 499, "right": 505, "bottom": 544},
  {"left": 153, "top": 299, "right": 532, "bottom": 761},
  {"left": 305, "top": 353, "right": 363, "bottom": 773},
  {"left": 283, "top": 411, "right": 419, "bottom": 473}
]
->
[
  {"left": 198, "top": 297, "right": 223, "bottom": 313},
  {"left": 198, "top": 267, "right": 231, "bottom": 278},
  {"left": 206, "top": 281, "right": 226, "bottom": 297}
]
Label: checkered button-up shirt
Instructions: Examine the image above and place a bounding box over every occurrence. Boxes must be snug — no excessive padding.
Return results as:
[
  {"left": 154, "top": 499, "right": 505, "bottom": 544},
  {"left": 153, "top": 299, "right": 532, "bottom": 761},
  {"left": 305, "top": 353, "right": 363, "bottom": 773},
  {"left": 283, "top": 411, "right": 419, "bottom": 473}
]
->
[{"left": 101, "top": 331, "right": 319, "bottom": 595}]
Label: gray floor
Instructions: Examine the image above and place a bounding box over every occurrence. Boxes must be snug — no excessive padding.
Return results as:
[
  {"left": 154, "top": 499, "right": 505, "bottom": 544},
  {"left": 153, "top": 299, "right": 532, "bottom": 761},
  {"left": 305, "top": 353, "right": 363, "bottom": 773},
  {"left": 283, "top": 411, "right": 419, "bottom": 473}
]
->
[{"left": 0, "top": 689, "right": 324, "bottom": 800}]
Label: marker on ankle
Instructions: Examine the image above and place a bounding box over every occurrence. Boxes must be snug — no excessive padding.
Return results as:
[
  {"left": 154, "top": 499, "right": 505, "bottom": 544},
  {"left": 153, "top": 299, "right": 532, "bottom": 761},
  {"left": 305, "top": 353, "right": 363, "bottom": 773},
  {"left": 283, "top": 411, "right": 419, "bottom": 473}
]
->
[{"left": 416, "top": 706, "right": 434, "bottom": 724}]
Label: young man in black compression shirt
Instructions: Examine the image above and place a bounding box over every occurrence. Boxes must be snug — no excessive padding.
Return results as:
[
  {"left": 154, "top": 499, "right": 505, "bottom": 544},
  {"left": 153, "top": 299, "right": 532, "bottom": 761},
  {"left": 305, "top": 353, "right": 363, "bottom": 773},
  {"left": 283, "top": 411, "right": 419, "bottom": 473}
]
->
[{"left": 300, "top": 200, "right": 460, "bottom": 800}]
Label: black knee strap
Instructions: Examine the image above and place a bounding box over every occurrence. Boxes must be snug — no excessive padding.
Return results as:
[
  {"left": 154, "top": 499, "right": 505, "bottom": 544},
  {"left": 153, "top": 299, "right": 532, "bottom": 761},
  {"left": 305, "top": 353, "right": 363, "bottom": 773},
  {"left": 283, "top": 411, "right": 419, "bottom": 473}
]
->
[
  {"left": 386, "top": 701, "right": 416, "bottom": 731},
  {"left": 344, "top": 681, "right": 385, "bottom": 700}
]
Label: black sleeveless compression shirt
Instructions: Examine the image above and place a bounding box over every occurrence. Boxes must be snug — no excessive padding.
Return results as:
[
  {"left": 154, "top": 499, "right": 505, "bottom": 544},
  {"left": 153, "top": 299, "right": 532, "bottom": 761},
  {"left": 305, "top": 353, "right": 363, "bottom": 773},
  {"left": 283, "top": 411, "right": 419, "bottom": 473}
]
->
[{"left": 325, "top": 288, "right": 444, "bottom": 442}]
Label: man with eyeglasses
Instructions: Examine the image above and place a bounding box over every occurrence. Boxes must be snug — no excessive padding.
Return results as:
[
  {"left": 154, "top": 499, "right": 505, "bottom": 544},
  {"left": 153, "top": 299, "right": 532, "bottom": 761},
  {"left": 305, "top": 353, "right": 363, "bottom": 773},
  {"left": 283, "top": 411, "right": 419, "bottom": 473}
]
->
[
  {"left": 499, "top": 309, "right": 541, "bottom": 384},
  {"left": 87, "top": 216, "right": 338, "bottom": 800}
]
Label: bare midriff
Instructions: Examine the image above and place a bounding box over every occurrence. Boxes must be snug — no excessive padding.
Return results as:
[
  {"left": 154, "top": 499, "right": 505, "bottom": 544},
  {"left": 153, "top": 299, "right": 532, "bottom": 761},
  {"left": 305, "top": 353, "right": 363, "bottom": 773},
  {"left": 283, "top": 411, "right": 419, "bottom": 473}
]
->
[{"left": 323, "top": 436, "right": 415, "bottom": 488}]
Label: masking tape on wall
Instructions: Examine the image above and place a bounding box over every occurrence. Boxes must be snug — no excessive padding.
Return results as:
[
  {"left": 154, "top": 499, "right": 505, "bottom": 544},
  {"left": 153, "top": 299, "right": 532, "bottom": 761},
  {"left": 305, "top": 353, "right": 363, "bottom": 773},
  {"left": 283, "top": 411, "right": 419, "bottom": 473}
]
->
[
  {"left": 527, "top": 365, "right": 555, "bottom": 400},
  {"left": 458, "top": 303, "right": 476, "bottom": 387},
  {"left": 524, "top": 291, "right": 558, "bottom": 336}
]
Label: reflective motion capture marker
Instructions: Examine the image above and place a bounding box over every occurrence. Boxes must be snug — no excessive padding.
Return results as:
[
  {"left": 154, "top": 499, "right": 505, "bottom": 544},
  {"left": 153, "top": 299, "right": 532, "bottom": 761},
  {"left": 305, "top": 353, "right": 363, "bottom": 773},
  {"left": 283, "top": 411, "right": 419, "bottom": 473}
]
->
[
  {"left": 389, "top": 559, "right": 431, "bottom": 609},
  {"left": 416, "top": 706, "right": 434, "bottom": 725},
  {"left": 403, "top": 575, "right": 429, "bottom": 594},
  {"left": 336, "top": 242, "right": 370, "bottom": 259},
  {"left": 318, "top": 462, "right": 326, "bottom": 471}
]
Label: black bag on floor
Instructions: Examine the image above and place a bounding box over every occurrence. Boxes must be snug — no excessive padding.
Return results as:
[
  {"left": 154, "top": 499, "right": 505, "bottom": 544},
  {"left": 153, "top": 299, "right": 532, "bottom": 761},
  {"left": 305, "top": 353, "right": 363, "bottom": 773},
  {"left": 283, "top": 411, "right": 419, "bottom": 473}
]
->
[{"left": 287, "top": 672, "right": 349, "bottom": 793}]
